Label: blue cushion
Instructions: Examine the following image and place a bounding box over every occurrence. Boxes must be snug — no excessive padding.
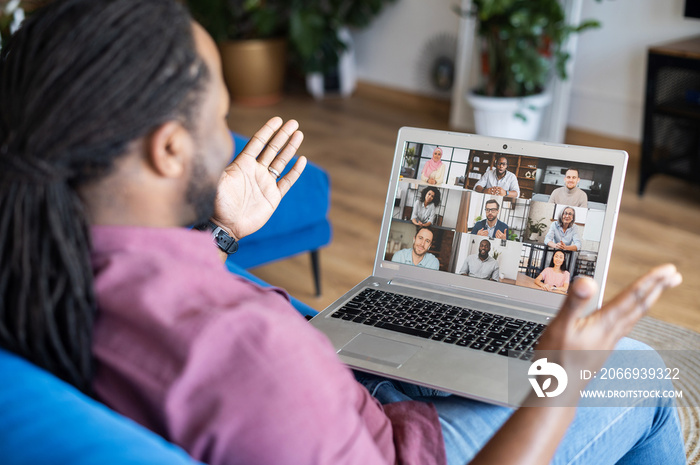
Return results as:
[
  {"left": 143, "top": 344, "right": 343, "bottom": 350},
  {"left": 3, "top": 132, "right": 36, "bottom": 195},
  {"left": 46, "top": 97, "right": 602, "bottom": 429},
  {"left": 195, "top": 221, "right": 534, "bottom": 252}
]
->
[
  {"left": 0, "top": 348, "right": 202, "bottom": 465},
  {"left": 226, "top": 132, "right": 332, "bottom": 270}
]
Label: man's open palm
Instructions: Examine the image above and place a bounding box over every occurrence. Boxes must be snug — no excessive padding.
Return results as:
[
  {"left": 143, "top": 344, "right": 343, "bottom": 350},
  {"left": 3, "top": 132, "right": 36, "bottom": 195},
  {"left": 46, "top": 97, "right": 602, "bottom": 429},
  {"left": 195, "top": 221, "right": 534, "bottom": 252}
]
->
[{"left": 212, "top": 117, "right": 306, "bottom": 240}]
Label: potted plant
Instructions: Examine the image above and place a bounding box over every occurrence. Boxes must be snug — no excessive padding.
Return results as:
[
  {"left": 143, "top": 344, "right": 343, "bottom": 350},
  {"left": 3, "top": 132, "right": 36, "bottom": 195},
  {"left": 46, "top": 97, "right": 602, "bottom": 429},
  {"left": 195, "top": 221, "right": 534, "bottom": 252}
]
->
[
  {"left": 287, "top": 0, "right": 396, "bottom": 98},
  {"left": 527, "top": 216, "right": 548, "bottom": 241},
  {"left": 463, "top": 0, "right": 601, "bottom": 139},
  {"left": 187, "top": 0, "right": 290, "bottom": 105},
  {"left": 400, "top": 146, "right": 418, "bottom": 178}
]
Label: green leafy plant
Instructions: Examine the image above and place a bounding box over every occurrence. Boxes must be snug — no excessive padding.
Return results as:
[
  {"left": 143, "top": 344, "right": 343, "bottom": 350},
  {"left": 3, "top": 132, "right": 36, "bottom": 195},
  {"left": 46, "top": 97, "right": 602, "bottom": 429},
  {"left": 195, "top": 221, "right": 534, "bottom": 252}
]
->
[
  {"left": 288, "top": 0, "right": 396, "bottom": 73},
  {"left": 463, "top": 0, "right": 602, "bottom": 97},
  {"left": 188, "top": 0, "right": 396, "bottom": 74},
  {"left": 404, "top": 147, "right": 418, "bottom": 169},
  {"left": 507, "top": 229, "right": 518, "bottom": 241},
  {"left": 186, "top": 0, "right": 289, "bottom": 42},
  {"left": 527, "top": 217, "right": 548, "bottom": 236}
]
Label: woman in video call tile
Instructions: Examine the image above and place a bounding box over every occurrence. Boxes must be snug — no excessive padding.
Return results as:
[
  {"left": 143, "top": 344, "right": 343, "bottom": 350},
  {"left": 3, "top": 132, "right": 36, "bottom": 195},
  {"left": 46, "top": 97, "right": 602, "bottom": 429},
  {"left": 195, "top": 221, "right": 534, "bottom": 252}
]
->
[
  {"left": 411, "top": 186, "right": 440, "bottom": 227},
  {"left": 535, "top": 250, "right": 570, "bottom": 294},
  {"left": 545, "top": 206, "right": 581, "bottom": 251},
  {"left": 420, "top": 147, "right": 445, "bottom": 185}
]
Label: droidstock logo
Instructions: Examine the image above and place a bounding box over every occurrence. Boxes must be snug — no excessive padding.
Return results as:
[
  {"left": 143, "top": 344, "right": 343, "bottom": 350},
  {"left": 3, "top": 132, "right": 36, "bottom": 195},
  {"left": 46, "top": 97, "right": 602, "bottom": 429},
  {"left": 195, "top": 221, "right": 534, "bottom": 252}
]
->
[{"left": 528, "top": 358, "right": 568, "bottom": 398}]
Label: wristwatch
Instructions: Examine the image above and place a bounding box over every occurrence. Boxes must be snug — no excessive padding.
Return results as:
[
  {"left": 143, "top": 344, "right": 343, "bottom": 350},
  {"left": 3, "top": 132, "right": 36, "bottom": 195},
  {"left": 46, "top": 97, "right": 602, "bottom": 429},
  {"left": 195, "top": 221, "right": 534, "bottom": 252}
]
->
[{"left": 196, "top": 220, "right": 238, "bottom": 254}]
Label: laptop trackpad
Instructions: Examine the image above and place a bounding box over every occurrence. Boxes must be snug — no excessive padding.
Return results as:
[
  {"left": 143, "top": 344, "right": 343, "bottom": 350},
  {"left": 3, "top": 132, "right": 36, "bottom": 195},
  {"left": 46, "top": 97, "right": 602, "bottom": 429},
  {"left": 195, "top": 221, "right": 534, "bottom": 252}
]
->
[{"left": 338, "top": 333, "right": 420, "bottom": 368}]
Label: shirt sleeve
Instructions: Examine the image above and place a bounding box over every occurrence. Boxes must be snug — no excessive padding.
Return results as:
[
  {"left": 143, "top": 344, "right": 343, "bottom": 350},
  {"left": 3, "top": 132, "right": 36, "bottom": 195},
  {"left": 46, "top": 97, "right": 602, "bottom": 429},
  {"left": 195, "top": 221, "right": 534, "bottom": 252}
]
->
[
  {"left": 508, "top": 173, "right": 520, "bottom": 197},
  {"left": 491, "top": 262, "right": 500, "bottom": 281},
  {"left": 544, "top": 223, "right": 556, "bottom": 245},
  {"left": 426, "top": 254, "right": 440, "bottom": 270},
  {"left": 164, "top": 302, "right": 395, "bottom": 465},
  {"left": 459, "top": 258, "right": 469, "bottom": 275},
  {"left": 411, "top": 200, "right": 420, "bottom": 221},
  {"left": 471, "top": 221, "right": 481, "bottom": 235},
  {"left": 474, "top": 170, "right": 489, "bottom": 189},
  {"left": 571, "top": 226, "right": 582, "bottom": 250},
  {"left": 426, "top": 204, "right": 436, "bottom": 224},
  {"left": 420, "top": 165, "right": 429, "bottom": 182},
  {"left": 433, "top": 164, "right": 445, "bottom": 184}
]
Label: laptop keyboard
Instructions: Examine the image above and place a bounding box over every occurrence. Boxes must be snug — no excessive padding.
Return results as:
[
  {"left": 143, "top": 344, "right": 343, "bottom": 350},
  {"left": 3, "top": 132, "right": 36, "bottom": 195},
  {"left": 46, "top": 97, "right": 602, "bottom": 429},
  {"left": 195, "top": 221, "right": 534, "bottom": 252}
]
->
[{"left": 331, "top": 288, "right": 546, "bottom": 360}]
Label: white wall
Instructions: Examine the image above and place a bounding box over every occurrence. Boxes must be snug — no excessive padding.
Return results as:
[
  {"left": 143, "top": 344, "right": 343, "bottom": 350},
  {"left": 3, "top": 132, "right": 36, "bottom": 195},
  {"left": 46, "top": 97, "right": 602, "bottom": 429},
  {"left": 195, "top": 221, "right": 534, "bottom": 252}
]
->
[
  {"left": 569, "top": 0, "right": 700, "bottom": 141},
  {"left": 352, "top": 0, "right": 700, "bottom": 142},
  {"left": 351, "top": 0, "right": 460, "bottom": 98}
]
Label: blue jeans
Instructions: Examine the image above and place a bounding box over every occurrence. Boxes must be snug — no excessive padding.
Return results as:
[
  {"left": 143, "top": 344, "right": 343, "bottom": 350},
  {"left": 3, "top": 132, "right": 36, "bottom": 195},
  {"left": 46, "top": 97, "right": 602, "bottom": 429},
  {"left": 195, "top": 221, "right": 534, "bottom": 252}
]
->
[{"left": 355, "top": 338, "right": 685, "bottom": 465}]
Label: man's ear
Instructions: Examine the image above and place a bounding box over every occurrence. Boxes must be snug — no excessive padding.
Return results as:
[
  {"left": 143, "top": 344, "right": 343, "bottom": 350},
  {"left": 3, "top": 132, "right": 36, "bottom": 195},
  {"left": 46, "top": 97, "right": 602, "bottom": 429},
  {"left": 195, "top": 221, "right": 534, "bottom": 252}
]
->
[{"left": 146, "top": 121, "right": 192, "bottom": 178}]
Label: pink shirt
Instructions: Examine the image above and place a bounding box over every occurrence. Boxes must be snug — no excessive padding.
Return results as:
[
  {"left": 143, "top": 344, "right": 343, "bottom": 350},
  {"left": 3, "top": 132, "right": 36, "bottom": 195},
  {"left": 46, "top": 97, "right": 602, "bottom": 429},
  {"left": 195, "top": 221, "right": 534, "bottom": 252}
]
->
[
  {"left": 90, "top": 226, "right": 445, "bottom": 465},
  {"left": 540, "top": 267, "right": 570, "bottom": 289}
]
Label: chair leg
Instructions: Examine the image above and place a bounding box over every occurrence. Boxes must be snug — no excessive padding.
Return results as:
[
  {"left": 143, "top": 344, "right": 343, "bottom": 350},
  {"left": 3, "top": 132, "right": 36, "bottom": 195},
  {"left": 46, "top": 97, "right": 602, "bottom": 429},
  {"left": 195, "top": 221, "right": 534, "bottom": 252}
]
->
[{"left": 310, "top": 250, "right": 321, "bottom": 297}]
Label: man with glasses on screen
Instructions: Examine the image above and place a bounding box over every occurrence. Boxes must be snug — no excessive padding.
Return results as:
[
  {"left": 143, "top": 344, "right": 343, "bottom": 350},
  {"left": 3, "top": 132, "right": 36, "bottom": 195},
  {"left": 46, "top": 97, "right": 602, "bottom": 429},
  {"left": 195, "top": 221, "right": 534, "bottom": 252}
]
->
[
  {"left": 474, "top": 156, "right": 520, "bottom": 199},
  {"left": 471, "top": 199, "right": 509, "bottom": 240}
]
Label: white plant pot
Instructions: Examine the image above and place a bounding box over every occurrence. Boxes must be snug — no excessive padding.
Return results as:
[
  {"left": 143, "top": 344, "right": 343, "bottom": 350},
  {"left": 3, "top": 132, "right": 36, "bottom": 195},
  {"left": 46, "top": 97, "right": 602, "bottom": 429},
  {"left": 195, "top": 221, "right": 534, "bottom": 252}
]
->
[
  {"left": 306, "top": 27, "right": 357, "bottom": 99},
  {"left": 466, "top": 92, "right": 552, "bottom": 141}
]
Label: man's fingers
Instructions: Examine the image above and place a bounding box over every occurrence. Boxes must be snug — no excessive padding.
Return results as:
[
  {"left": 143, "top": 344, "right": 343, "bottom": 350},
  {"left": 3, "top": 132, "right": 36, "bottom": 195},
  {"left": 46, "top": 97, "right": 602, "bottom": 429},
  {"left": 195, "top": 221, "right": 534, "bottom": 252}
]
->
[
  {"left": 555, "top": 277, "right": 597, "bottom": 326},
  {"left": 241, "top": 117, "right": 284, "bottom": 160},
  {"left": 603, "top": 264, "right": 682, "bottom": 330},
  {"left": 277, "top": 156, "right": 307, "bottom": 197},
  {"left": 267, "top": 130, "right": 304, "bottom": 177},
  {"left": 257, "top": 119, "right": 300, "bottom": 167}
]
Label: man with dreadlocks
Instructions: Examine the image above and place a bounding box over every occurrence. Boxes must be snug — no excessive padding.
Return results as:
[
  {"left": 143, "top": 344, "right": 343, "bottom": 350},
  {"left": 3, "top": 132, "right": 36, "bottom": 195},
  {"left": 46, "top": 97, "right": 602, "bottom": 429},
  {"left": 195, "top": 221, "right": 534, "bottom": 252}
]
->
[{"left": 0, "top": 1, "right": 687, "bottom": 464}]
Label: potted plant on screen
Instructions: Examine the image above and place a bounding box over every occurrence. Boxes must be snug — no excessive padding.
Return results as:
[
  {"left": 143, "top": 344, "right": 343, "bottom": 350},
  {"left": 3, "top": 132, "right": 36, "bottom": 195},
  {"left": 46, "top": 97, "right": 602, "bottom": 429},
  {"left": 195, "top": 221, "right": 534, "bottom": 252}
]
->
[
  {"left": 463, "top": 0, "right": 601, "bottom": 140},
  {"left": 527, "top": 217, "right": 548, "bottom": 241},
  {"left": 187, "top": 0, "right": 289, "bottom": 105}
]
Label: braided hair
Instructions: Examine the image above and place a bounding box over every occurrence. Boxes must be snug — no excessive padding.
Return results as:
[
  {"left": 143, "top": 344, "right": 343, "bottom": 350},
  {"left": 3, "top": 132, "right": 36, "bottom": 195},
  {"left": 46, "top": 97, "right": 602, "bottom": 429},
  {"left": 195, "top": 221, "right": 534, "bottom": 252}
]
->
[{"left": 0, "top": 0, "right": 209, "bottom": 393}]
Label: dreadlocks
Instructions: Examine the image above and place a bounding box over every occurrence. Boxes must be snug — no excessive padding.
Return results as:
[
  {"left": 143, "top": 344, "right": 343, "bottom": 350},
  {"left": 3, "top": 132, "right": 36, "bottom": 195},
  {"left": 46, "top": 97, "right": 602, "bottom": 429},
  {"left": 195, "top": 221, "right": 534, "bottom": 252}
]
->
[{"left": 0, "top": 0, "right": 208, "bottom": 392}]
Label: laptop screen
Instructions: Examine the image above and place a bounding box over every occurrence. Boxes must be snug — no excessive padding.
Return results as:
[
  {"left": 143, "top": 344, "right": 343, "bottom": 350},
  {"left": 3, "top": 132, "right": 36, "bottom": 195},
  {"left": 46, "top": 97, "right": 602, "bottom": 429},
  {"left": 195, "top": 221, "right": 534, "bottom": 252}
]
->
[{"left": 376, "top": 128, "right": 627, "bottom": 310}]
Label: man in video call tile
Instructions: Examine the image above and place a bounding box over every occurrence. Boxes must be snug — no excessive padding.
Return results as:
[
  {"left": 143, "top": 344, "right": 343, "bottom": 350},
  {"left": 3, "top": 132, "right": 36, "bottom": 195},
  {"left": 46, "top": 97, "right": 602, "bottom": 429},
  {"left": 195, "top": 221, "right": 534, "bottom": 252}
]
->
[
  {"left": 458, "top": 239, "right": 500, "bottom": 281},
  {"left": 471, "top": 199, "right": 509, "bottom": 240},
  {"left": 391, "top": 227, "right": 440, "bottom": 270},
  {"left": 474, "top": 156, "right": 520, "bottom": 199},
  {"left": 548, "top": 168, "right": 588, "bottom": 208}
]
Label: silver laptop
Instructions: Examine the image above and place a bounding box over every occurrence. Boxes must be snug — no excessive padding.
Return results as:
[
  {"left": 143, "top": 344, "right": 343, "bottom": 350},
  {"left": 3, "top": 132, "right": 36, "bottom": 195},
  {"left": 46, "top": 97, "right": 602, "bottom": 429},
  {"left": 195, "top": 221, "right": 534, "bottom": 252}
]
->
[{"left": 311, "top": 127, "right": 628, "bottom": 406}]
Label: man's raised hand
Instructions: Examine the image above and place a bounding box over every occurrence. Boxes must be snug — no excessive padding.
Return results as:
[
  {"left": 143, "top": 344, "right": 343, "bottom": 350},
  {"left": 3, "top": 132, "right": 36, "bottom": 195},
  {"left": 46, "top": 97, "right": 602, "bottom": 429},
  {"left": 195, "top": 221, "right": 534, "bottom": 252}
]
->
[{"left": 211, "top": 117, "right": 306, "bottom": 240}]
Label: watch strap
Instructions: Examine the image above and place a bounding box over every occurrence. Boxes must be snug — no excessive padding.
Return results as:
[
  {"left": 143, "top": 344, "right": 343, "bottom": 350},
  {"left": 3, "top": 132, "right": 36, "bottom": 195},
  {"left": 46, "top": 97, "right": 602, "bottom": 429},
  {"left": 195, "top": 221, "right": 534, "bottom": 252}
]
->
[{"left": 196, "top": 220, "right": 238, "bottom": 254}]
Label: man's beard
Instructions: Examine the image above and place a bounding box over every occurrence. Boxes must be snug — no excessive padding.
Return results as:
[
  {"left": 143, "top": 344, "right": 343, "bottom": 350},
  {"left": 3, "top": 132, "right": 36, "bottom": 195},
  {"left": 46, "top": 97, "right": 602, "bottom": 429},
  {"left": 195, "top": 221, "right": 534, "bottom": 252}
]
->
[
  {"left": 186, "top": 156, "right": 218, "bottom": 226},
  {"left": 413, "top": 245, "right": 426, "bottom": 257}
]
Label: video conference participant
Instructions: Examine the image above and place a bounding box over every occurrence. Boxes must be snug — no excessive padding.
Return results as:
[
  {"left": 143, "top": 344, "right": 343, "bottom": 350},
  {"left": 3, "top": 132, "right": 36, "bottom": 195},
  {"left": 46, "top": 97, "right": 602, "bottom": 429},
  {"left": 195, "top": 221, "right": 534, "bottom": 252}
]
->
[
  {"left": 420, "top": 147, "right": 445, "bottom": 185},
  {"left": 474, "top": 156, "right": 520, "bottom": 199},
  {"left": 391, "top": 227, "right": 440, "bottom": 270},
  {"left": 535, "top": 250, "right": 570, "bottom": 294},
  {"left": 545, "top": 207, "right": 582, "bottom": 251},
  {"left": 411, "top": 186, "right": 440, "bottom": 227},
  {"left": 458, "top": 239, "right": 500, "bottom": 281},
  {"left": 549, "top": 168, "right": 588, "bottom": 208},
  {"left": 471, "top": 199, "right": 508, "bottom": 240}
]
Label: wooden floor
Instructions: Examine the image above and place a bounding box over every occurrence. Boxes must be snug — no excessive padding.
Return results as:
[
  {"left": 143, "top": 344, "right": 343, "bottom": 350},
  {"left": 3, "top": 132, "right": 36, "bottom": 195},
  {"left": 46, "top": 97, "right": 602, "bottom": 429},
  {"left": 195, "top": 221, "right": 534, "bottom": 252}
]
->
[{"left": 227, "top": 83, "right": 700, "bottom": 332}]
